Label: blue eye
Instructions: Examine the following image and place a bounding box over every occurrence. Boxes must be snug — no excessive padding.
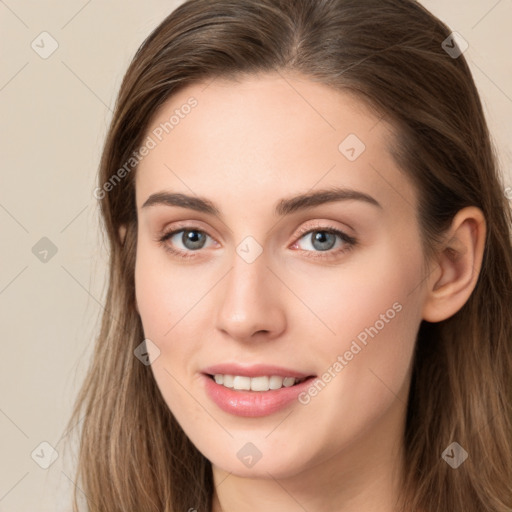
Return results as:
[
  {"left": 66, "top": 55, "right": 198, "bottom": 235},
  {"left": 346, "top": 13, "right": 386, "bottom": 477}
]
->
[
  {"left": 157, "top": 224, "right": 357, "bottom": 260},
  {"left": 297, "top": 230, "right": 344, "bottom": 251},
  {"left": 159, "top": 228, "right": 214, "bottom": 257},
  {"left": 292, "top": 226, "right": 357, "bottom": 259}
]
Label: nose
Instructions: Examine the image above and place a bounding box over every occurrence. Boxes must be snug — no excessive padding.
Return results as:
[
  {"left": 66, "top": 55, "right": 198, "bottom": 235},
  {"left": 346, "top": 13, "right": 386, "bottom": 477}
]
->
[{"left": 215, "top": 249, "right": 287, "bottom": 342}]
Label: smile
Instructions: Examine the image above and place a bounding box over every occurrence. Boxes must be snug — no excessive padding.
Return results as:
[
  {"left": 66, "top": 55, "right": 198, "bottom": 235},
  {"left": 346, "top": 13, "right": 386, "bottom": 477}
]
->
[
  {"left": 202, "top": 373, "right": 317, "bottom": 417},
  {"left": 210, "top": 374, "right": 307, "bottom": 391}
]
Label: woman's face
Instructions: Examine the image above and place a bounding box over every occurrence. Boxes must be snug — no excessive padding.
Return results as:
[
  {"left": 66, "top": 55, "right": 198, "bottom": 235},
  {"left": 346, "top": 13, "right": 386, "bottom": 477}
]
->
[{"left": 134, "top": 72, "right": 429, "bottom": 481}]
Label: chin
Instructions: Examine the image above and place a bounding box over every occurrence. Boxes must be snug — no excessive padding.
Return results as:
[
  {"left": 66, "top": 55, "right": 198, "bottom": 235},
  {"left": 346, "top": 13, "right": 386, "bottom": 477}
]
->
[{"left": 203, "top": 439, "right": 319, "bottom": 481}]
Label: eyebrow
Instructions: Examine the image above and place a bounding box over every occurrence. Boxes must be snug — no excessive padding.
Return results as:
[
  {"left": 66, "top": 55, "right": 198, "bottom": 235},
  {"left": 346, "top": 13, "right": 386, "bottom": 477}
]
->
[{"left": 141, "top": 186, "right": 382, "bottom": 217}]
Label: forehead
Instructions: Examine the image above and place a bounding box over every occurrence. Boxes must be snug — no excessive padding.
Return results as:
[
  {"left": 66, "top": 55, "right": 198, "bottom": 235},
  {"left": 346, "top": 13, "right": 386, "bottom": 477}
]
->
[{"left": 135, "top": 72, "right": 416, "bottom": 218}]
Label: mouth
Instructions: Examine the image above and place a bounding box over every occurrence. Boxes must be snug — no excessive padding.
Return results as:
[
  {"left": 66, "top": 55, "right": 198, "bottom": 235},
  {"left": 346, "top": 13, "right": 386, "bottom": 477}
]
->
[
  {"left": 202, "top": 371, "right": 318, "bottom": 417},
  {"left": 206, "top": 373, "right": 311, "bottom": 392}
]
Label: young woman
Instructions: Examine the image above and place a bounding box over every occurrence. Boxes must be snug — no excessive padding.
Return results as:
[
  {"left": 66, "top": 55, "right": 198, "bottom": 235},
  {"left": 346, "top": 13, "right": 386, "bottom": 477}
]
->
[{"left": 67, "top": 0, "right": 512, "bottom": 511}]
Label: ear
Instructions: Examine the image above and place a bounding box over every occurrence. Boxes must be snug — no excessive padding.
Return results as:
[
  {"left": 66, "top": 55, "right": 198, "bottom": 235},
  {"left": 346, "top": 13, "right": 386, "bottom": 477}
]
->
[{"left": 421, "top": 206, "right": 486, "bottom": 323}]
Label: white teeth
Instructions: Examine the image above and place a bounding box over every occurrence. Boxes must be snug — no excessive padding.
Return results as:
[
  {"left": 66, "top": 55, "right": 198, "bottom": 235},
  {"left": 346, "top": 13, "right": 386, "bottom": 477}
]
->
[
  {"left": 222, "top": 374, "right": 234, "bottom": 388},
  {"left": 250, "top": 376, "right": 269, "bottom": 391},
  {"left": 269, "top": 376, "right": 283, "bottom": 389},
  {"left": 212, "top": 374, "right": 306, "bottom": 391},
  {"left": 233, "top": 376, "right": 251, "bottom": 390},
  {"left": 283, "top": 377, "right": 296, "bottom": 387}
]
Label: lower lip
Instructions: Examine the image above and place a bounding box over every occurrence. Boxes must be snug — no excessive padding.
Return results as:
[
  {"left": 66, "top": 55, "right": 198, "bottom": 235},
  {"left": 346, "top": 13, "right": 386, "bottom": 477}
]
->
[{"left": 202, "top": 374, "right": 316, "bottom": 417}]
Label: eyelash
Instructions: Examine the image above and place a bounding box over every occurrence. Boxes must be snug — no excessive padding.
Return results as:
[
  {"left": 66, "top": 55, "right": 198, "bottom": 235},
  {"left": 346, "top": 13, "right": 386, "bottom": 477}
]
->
[{"left": 156, "top": 223, "right": 357, "bottom": 261}]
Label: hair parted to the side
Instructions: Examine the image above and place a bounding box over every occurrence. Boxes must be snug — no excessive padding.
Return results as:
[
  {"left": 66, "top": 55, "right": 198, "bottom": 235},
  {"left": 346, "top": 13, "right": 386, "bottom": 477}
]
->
[{"left": 66, "top": 1, "right": 512, "bottom": 511}]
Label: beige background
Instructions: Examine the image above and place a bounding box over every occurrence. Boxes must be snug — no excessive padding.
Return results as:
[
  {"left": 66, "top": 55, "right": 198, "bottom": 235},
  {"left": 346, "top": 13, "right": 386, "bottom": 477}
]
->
[{"left": 1, "top": 1, "right": 511, "bottom": 510}]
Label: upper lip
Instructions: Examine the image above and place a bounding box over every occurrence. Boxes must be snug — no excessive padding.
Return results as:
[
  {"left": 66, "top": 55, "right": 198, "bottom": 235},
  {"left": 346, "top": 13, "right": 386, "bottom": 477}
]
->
[{"left": 202, "top": 363, "right": 315, "bottom": 379}]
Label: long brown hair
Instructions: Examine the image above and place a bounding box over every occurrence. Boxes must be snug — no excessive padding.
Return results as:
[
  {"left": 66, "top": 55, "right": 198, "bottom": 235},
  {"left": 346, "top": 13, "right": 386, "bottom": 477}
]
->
[{"left": 66, "top": 1, "right": 512, "bottom": 510}]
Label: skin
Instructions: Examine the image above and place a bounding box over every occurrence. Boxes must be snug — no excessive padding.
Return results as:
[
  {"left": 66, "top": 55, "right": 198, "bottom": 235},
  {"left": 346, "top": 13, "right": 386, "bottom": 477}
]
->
[{"left": 132, "top": 72, "right": 486, "bottom": 512}]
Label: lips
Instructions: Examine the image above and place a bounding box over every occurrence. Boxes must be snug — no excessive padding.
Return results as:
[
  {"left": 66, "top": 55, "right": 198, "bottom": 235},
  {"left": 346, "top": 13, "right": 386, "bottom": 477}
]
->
[
  {"left": 202, "top": 363, "right": 313, "bottom": 379},
  {"left": 201, "top": 363, "right": 317, "bottom": 417}
]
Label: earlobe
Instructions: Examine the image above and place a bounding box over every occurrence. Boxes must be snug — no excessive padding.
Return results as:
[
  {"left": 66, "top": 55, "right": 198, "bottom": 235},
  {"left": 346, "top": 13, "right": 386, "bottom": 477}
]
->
[{"left": 421, "top": 207, "right": 486, "bottom": 323}]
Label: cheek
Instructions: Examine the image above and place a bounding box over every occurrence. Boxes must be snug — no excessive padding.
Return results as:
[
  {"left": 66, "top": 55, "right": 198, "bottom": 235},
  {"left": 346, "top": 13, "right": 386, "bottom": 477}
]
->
[
  {"left": 134, "top": 244, "right": 205, "bottom": 341},
  {"left": 290, "top": 236, "right": 423, "bottom": 351},
  {"left": 134, "top": 252, "right": 204, "bottom": 418},
  {"left": 134, "top": 244, "right": 213, "bottom": 382},
  {"left": 300, "top": 238, "right": 423, "bottom": 426},
  {"left": 296, "top": 238, "right": 422, "bottom": 392}
]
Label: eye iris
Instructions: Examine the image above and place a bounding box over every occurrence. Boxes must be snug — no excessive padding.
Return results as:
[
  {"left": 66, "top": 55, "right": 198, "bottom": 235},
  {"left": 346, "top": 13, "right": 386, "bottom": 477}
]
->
[
  {"left": 182, "top": 230, "right": 206, "bottom": 250},
  {"left": 311, "top": 231, "right": 336, "bottom": 251}
]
